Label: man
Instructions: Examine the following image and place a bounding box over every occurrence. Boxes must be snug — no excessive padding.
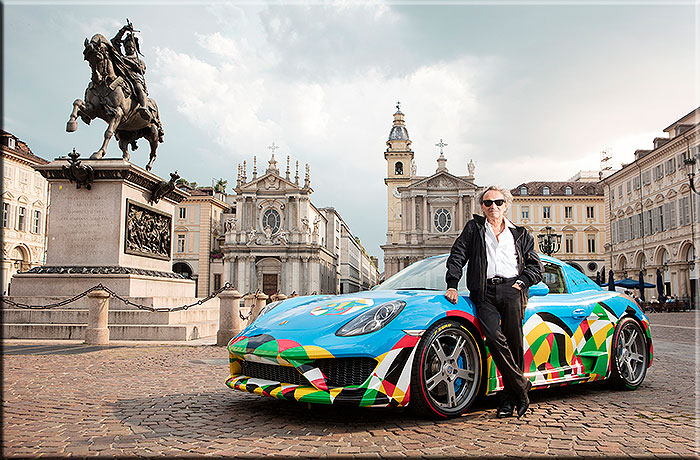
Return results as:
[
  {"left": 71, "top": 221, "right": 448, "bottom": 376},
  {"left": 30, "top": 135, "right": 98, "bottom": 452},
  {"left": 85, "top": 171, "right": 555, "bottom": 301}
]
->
[
  {"left": 111, "top": 21, "right": 149, "bottom": 119},
  {"left": 445, "top": 186, "right": 542, "bottom": 418}
]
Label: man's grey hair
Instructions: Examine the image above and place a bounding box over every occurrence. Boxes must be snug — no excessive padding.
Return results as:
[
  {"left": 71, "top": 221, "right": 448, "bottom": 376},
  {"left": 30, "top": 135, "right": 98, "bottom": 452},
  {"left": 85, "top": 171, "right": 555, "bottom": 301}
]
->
[{"left": 478, "top": 186, "right": 513, "bottom": 207}]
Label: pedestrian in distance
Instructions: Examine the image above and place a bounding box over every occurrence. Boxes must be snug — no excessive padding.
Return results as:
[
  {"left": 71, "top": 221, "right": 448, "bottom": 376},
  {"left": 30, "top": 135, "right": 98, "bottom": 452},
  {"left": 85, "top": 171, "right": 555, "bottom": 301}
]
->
[{"left": 444, "top": 185, "right": 543, "bottom": 418}]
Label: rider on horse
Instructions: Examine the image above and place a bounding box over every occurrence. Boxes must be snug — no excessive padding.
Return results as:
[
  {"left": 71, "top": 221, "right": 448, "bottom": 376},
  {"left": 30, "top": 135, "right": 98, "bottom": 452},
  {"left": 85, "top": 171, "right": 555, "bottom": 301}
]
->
[{"left": 111, "top": 21, "right": 150, "bottom": 120}]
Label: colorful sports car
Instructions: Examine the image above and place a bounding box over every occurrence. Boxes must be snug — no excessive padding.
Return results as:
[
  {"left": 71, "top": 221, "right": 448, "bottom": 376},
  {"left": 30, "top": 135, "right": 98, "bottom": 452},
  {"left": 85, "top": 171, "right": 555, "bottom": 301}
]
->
[{"left": 226, "top": 254, "right": 652, "bottom": 418}]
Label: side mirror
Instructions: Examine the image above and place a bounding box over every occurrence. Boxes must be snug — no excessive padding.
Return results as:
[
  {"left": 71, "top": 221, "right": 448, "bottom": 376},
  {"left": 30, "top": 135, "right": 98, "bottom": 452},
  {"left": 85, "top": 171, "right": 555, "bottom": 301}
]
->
[{"left": 529, "top": 281, "right": 549, "bottom": 297}]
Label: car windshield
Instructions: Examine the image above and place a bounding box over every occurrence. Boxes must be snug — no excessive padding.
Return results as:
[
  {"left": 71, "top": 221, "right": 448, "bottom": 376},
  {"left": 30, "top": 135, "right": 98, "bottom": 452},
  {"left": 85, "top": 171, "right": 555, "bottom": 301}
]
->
[{"left": 375, "top": 255, "right": 468, "bottom": 291}]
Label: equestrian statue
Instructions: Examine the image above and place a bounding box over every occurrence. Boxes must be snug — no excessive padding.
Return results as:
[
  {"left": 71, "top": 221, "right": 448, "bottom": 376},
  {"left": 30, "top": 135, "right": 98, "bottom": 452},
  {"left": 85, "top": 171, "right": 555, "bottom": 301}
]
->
[{"left": 66, "top": 20, "right": 164, "bottom": 171}]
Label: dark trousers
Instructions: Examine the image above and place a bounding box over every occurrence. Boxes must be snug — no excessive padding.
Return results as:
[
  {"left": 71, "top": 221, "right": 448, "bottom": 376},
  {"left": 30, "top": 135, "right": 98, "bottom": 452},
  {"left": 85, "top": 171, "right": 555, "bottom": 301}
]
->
[{"left": 477, "top": 281, "right": 529, "bottom": 402}]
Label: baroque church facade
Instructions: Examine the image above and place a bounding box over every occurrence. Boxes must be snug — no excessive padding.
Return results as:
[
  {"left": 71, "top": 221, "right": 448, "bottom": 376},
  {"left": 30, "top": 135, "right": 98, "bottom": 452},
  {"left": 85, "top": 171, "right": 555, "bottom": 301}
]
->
[
  {"left": 220, "top": 154, "right": 379, "bottom": 296},
  {"left": 382, "top": 107, "right": 482, "bottom": 278}
]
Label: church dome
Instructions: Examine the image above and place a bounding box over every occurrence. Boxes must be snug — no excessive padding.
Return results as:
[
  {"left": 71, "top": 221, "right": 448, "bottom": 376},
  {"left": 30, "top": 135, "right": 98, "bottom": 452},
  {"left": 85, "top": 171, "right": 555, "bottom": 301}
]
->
[{"left": 389, "top": 125, "right": 410, "bottom": 141}]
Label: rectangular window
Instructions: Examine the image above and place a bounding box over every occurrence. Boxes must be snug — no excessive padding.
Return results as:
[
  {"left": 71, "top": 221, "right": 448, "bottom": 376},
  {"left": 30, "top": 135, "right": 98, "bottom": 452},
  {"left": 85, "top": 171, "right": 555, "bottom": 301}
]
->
[
  {"left": 2, "top": 203, "right": 9, "bottom": 228},
  {"left": 178, "top": 207, "right": 186, "bottom": 219},
  {"left": 17, "top": 206, "right": 26, "bottom": 231},
  {"left": 19, "top": 170, "right": 29, "bottom": 184},
  {"left": 521, "top": 206, "right": 529, "bottom": 219},
  {"left": 611, "top": 221, "right": 617, "bottom": 244},
  {"left": 610, "top": 187, "right": 615, "bottom": 203},
  {"left": 564, "top": 206, "right": 572, "bottom": 219},
  {"left": 587, "top": 235, "right": 596, "bottom": 253},
  {"left": 618, "top": 185, "right": 623, "bottom": 200},
  {"left": 633, "top": 176, "right": 640, "bottom": 190},
  {"left": 665, "top": 158, "right": 676, "bottom": 175},
  {"left": 177, "top": 234, "right": 185, "bottom": 252},
  {"left": 32, "top": 210, "right": 41, "bottom": 233},
  {"left": 4, "top": 166, "right": 13, "bottom": 179},
  {"left": 565, "top": 235, "right": 574, "bottom": 253},
  {"left": 586, "top": 206, "right": 594, "bottom": 219},
  {"left": 213, "top": 274, "right": 221, "bottom": 291},
  {"left": 626, "top": 180, "right": 632, "bottom": 194},
  {"left": 654, "top": 164, "right": 664, "bottom": 180},
  {"left": 642, "top": 170, "right": 651, "bottom": 185},
  {"left": 543, "top": 206, "right": 551, "bottom": 219}
]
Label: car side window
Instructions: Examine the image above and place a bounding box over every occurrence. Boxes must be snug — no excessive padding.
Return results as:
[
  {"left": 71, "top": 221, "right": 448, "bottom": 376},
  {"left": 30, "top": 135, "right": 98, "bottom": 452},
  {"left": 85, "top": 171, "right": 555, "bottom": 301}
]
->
[{"left": 543, "top": 263, "right": 567, "bottom": 294}]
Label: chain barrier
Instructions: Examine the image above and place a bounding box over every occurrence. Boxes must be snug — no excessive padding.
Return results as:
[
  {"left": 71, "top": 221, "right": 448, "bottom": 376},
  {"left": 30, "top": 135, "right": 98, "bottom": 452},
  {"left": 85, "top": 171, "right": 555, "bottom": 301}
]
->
[
  {"left": 0, "top": 285, "right": 106, "bottom": 310},
  {"left": 1, "top": 282, "right": 240, "bottom": 312}
]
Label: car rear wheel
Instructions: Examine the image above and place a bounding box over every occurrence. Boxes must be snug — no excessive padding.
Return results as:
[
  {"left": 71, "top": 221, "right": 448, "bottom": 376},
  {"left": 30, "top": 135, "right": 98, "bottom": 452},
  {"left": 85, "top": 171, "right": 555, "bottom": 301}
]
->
[
  {"left": 410, "top": 320, "right": 482, "bottom": 418},
  {"left": 609, "top": 317, "right": 649, "bottom": 390}
]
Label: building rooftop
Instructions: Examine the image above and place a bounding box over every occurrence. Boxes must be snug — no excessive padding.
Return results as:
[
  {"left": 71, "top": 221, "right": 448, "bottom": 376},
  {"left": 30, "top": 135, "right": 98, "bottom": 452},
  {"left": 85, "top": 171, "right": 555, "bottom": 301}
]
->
[
  {"left": 1, "top": 130, "right": 49, "bottom": 165},
  {"left": 512, "top": 181, "right": 603, "bottom": 197}
]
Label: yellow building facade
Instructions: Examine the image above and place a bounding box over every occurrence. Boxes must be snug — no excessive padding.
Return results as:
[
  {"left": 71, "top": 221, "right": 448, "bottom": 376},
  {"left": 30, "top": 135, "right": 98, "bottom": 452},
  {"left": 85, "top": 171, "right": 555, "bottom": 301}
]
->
[
  {"left": 1, "top": 130, "right": 49, "bottom": 295},
  {"left": 508, "top": 179, "right": 606, "bottom": 279}
]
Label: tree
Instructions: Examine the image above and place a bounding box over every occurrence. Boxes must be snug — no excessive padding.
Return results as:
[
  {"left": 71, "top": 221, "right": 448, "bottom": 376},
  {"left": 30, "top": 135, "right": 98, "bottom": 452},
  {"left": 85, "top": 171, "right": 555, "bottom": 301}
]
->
[{"left": 214, "top": 178, "right": 227, "bottom": 193}]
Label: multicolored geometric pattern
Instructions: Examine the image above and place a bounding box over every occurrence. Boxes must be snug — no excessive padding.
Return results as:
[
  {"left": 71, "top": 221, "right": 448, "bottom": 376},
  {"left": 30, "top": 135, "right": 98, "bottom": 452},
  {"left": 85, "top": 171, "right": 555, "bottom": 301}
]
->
[
  {"left": 484, "top": 301, "right": 622, "bottom": 394},
  {"left": 226, "top": 333, "right": 420, "bottom": 407},
  {"left": 310, "top": 298, "right": 374, "bottom": 316}
]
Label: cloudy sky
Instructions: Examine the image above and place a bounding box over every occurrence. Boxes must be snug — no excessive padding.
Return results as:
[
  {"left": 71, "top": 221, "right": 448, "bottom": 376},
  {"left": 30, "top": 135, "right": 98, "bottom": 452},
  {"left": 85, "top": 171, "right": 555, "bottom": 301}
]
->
[{"left": 4, "top": 1, "right": 697, "bottom": 269}]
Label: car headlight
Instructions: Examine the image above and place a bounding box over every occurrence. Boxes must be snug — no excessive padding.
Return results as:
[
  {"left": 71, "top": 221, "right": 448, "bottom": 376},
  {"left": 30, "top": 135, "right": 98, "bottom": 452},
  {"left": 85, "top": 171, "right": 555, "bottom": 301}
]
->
[
  {"left": 257, "top": 300, "right": 282, "bottom": 318},
  {"left": 335, "top": 300, "right": 405, "bottom": 337}
]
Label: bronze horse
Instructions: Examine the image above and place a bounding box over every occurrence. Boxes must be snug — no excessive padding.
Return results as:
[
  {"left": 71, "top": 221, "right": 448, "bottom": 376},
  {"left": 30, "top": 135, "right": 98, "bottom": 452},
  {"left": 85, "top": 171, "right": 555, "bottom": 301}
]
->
[{"left": 66, "top": 34, "right": 163, "bottom": 171}]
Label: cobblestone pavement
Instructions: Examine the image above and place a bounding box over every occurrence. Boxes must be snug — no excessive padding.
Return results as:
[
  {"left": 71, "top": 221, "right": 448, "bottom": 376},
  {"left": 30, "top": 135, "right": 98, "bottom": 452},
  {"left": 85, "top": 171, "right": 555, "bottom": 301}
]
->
[{"left": 3, "top": 312, "right": 698, "bottom": 458}]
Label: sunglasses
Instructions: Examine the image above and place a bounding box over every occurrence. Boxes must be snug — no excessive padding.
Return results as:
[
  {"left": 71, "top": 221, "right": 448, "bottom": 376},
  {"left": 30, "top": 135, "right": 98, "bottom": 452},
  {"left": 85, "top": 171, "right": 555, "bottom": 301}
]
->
[{"left": 482, "top": 199, "right": 505, "bottom": 207}]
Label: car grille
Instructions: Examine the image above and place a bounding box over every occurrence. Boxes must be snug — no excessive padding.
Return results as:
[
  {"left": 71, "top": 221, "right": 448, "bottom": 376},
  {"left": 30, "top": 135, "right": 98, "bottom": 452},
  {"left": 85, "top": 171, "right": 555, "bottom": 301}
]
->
[
  {"left": 315, "top": 358, "right": 377, "bottom": 387},
  {"left": 240, "top": 361, "right": 307, "bottom": 386},
  {"left": 240, "top": 357, "right": 378, "bottom": 388}
]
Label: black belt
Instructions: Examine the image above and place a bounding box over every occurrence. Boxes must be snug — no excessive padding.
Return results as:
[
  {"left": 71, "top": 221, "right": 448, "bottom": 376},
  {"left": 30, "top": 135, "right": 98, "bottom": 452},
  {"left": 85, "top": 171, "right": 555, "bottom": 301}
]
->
[{"left": 487, "top": 276, "right": 517, "bottom": 285}]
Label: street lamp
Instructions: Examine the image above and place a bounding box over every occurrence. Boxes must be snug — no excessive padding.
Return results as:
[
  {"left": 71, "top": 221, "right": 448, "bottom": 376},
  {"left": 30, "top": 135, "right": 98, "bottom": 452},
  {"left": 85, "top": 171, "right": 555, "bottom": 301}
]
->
[
  {"left": 683, "top": 156, "right": 699, "bottom": 195},
  {"left": 538, "top": 226, "right": 562, "bottom": 256}
]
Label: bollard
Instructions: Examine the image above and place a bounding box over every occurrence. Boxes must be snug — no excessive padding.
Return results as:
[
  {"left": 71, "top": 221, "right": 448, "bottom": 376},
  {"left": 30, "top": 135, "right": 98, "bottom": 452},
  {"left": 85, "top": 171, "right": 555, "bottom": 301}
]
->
[
  {"left": 86, "top": 289, "right": 110, "bottom": 345},
  {"left": 276, "top": 294, "right": 287, "bottom": 301},
  {"left": 217, "top": 289, "right": 244, "bottom": 347},
  {"left": 250, "top": 292, "right": 269, "bottom": 322}
]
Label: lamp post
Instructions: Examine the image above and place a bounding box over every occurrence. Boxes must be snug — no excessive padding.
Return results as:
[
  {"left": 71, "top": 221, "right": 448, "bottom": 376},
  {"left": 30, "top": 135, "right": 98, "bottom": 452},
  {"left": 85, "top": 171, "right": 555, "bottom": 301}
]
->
[{"left": 538, "top": 226, "right": 562, "bottom": 256}]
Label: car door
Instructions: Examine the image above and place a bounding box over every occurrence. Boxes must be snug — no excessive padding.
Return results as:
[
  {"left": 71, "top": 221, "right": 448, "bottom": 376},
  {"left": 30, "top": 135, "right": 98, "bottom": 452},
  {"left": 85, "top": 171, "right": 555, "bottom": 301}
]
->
[{"left": 522, "top": 262, "right": 594, "bottom": 385}]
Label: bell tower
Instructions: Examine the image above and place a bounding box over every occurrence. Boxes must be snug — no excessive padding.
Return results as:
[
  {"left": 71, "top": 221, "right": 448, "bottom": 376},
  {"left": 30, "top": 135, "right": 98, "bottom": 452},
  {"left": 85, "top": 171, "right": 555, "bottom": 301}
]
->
[{"left": 384, "top": 102, "right": 414, "bottom": 245}]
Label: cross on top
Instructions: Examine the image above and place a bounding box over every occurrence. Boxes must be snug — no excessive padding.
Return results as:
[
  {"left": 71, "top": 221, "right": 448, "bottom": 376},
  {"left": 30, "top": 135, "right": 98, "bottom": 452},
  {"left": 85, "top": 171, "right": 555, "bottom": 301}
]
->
[
  {"left": 396, "top": 101, "right": 401, "bottom": 111},
  {"left": 268, "top": 142, "right": 279, "bottom": 156},
  {"left": 435, "top": 138, "right": 448, "bottom": 154}
]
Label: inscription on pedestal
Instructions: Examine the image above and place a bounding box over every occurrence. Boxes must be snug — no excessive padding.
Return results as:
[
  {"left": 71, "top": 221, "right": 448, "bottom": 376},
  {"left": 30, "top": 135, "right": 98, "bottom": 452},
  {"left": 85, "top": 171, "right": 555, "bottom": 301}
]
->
[
  {"left": 124, "top": 199, "right": 172, "bottom": 261},
  {"left": 51, "top": 192, "right": 116, "bottom": 260}
]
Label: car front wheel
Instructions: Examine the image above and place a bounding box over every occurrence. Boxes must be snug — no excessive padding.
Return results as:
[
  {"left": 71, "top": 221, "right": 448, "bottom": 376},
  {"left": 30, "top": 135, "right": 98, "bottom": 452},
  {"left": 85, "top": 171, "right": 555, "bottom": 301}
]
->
[
  {"left": 609, "top": 317, "right": 649, "bottom": 390},
  {"left": 410, "top": 319, "right": 482, "bottom": 418}
]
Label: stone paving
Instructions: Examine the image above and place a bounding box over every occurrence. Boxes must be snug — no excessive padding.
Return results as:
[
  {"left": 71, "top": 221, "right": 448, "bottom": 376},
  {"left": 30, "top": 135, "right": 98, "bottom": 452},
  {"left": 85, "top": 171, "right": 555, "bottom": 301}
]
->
[{"left": 2, "top": 312, "right": 698, "bottom": 458}]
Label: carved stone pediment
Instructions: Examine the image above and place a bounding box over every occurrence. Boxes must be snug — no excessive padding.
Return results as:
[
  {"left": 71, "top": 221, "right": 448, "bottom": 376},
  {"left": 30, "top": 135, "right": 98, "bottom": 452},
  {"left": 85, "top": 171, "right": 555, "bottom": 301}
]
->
[
  {"left": 238, "top": 171, "right": 302, "bottom": 194},
  {"left": 406, "top": 171, "right": 476, "bottom": 192}
]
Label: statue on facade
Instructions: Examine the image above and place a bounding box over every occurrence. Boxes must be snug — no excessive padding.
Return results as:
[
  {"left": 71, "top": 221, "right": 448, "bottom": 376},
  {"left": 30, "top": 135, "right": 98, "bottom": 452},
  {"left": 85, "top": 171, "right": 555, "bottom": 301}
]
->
[
  {"left": 468, "top": 159, "right": 475, "bottom": 177},
  {"left": 66, "top": 19, "right": 164, "bottom": 171}
]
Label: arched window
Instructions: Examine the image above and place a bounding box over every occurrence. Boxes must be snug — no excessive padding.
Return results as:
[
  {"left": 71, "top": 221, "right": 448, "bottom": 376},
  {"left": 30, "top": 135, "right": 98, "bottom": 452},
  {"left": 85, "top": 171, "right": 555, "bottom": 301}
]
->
[
  {"left": 395, "top": 161, "right": 404, "bottom": 175},
  {"left": 565, "top": 186, "right": 572, "bottom": 195},
  {"left": 433, "top": 208, "right": 452, "bottom": 232},
  {"left": 542, "top": 186, "right": 550, "bottom": 196},
  {"left": 262, "top": 208, "right": 281, "bottom": 234},
  {"left": 520, "top": 186, "right": 527, "bottom": 196}
]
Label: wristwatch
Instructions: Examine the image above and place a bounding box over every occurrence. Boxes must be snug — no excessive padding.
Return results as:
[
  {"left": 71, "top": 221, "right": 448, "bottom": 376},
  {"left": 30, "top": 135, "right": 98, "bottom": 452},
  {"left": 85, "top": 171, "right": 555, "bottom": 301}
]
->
[{"left": 515, "top": 280, "right": 525, "bottom": 288}]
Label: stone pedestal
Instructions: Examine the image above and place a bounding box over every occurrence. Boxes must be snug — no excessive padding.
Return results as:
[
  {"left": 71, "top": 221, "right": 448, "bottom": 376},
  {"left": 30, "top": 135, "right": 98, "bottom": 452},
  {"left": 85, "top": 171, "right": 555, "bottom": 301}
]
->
[{"left": 10, "top": 158, "right": 194, "bottom": 297}]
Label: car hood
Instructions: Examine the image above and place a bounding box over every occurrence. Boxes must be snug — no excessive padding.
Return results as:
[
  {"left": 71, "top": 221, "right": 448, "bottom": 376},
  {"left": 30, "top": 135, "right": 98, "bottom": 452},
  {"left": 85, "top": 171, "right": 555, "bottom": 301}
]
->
[
  {"left": 247, "top": 290, "right": 435, "bottom": 334},
  {"left": 230, "top": 289, "right": 475, "bottom": 360}
]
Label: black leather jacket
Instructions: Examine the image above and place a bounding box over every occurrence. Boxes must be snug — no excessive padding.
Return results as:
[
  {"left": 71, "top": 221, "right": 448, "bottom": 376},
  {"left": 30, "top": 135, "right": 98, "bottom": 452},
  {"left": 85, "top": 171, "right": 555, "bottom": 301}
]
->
[{"left": 446, "top": 215, "right": 543, "bottom": 305}]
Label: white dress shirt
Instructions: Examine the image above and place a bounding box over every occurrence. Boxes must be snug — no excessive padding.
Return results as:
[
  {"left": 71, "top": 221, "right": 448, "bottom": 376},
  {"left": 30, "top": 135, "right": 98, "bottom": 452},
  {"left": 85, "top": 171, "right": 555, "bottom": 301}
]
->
[{"left": 484, "top": 218, "right": 519, "bottom": 279}]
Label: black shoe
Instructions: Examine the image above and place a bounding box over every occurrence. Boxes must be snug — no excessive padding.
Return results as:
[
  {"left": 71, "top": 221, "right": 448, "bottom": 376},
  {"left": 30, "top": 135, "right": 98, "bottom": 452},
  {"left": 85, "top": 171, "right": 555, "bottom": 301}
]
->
[
  {"left": 516, "top": 380, "right": 533, "bottom": 418},
  {"left": 496, "top": 400, "right": 514, "bottom": 418}
]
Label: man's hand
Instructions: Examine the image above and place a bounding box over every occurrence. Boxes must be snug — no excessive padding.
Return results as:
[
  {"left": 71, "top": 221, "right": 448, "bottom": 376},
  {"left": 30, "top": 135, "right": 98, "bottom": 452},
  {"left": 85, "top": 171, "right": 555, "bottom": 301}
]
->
[
  {"left": 445, "top": 288, "right": 459, "bottom": 304},
  {"left": 512, "top": 280, "right": 524, "bottom": 291}
]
